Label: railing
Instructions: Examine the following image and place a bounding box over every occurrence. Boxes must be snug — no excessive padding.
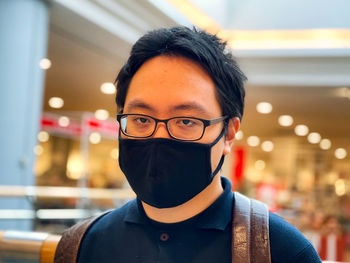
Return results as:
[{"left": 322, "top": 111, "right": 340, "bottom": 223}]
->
[
  {"left": 0, "top": 230, "right": 60, "bottom": 263},
  {"left": 0, "top": 187, "right": 347, "bottom": 263},
  {"left": 0, "top": 185, "right": 134, "bottom": 200},
  {"left": 0, "top": 185, "right": 134, "bottom": 220},
  {"left": 0, "top": 186, "right": 133, "bottom": 262}
]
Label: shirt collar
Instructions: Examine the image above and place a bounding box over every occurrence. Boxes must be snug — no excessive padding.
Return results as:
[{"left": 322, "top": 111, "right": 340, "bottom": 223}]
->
[
  {"left": 124, "top": 176, "right": 234, "bottom": 231},
  {"left": 123, "top": 198, "right": 148, "bottom": 225}
]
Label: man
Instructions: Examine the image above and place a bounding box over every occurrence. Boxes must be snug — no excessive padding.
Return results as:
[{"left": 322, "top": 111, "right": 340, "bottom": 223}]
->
[{"left": 75, "top": 27, "right": 321, "bottom": 262}]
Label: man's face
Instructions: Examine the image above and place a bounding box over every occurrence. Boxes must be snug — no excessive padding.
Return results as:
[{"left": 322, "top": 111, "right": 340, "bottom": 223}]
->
[{"left": 122, "top": 55, "right": 236, "bottom": 172}]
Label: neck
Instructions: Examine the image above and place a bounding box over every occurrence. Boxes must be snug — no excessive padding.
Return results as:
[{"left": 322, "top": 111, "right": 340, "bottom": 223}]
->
[{"left": 142, "top": 175, "right": 224, "bottom": 223}]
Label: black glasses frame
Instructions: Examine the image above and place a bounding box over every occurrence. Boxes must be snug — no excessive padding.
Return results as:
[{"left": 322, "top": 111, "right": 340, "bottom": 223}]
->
[{"left": 116, "top": 113, "right": 229, "bottom": 141}]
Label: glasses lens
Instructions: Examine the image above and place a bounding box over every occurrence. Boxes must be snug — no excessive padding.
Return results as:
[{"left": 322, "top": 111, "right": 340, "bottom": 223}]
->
[
  {"left": 168, "top": 117, "right": 204, "bottom": 140},
  {"left": 120, "top": 115, "right": 155, "bottom": 137}
]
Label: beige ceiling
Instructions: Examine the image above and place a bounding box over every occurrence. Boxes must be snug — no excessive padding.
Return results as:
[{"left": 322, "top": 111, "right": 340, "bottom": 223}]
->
[{"left": 43, "top": 29, "right": 121, "bottom": 116}]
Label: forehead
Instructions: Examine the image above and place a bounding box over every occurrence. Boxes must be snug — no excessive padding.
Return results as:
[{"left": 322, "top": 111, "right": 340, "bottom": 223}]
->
[{"left": 124, "top": 55, "right": 221, "bottom": 117}]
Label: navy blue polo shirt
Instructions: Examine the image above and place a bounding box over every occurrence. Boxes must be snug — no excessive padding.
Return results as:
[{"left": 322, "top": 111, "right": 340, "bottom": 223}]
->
[{"left": 77, "top": 177, "right": 321, "bottom": 263}]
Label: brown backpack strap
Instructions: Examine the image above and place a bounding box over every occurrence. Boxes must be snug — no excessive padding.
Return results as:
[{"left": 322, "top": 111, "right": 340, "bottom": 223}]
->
[
  {"left": 250, "top": 196, "right": 271, "bottom": 263},
  {"left": 232, "top": 192, "right": 271, "bottom": 263},
  {"left": 54, "top": 210, "right": 111, "bottom": 263}
]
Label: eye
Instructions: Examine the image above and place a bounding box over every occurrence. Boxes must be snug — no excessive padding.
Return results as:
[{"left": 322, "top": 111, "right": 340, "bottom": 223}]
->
[
  {"left": 129, "top": 116, "right": 152, "bottom": 127},
  {"left": 181, "top": 119, "right": 195, "bottom": 126},
  {"left": 135, "top": 117, "right": 149, "bottom": 124},
  {"left": 176, "top": 118, "right": 200, "bottom": 128}
]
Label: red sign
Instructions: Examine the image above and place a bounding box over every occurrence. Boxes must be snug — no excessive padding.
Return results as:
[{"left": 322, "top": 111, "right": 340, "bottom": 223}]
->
[
  {"left": 40, "top": 113, "right": 119, "bottom": 139},
  {"left": 84, "top": 117, "right": 119, "bottom": 137},
  {"left": 231, "top": 146, "right": 246, "bottom": 190},
  {"left": 41, "top": 114, "right": 81, "bottom": 137}
]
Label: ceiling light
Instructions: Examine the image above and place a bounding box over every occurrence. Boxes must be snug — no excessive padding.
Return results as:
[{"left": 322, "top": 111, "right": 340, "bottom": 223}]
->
[
  {"left": 37, "top": 131, "right": 49, "bottom": 142},
  {"left": 335, "top": 148, "right": 347, "bottom": 159},
  {"left": 335, "top": 179, "right": 346, "bottom": 196},
  {"left": 58, "top": 116, "right": 70, "bottom": 127},
  {"left": 33, "top": 145, "right": 43, "bottom": 155},
  {"left": 307, "top": 132, "right": 321, "bottom": 144},
  {"left": 66, "top": 153, "right": 83, "bottom": 180},
  {"left": 95, "top": 109, "right": 109, "bottom": 120},
  {"left": 89, "top": 132, "right": 101, "bottom": 144},
  {"left": 247, "top": 136, "right": 260, "bottom": 147},
  {"left": 235, "top": 130, "right": 243, "bottom": 140},
  {"left": 278, "top": 115, "right": 293, "bottom": 127},
  {"left": 335, "top": 87, "right": 350, "bottom": 99},
  {"left": 110, "top": 148, "right": 119, "bottom": 160},
  {"left": 254, "top": 160, "right": 265, "bottom": 171},
  {"left": 48, "top": 97, "right": 64, "bottom": 109},
  {"left": 100, "top": 82, "right": 116, "bottom": 94},
  {"left": 320, "top": 139, "right": 331, "bottom": 150},
  {"left": 39, "top": 58, "right": 51, "bottom": 70},
  {"left": 256, "top": 102, "right": 272, "bottom": 114},
  {"left": 261, "top": 141, "right": 274, "bottom": 152},
  {"left": 294, "top": 125, "right": 309, "bottom": 136}
]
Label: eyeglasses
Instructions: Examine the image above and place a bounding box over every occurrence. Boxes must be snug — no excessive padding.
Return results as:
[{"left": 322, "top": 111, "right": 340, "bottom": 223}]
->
[{"left": 117, "top": 114, "right": 228, "bottom": 141}]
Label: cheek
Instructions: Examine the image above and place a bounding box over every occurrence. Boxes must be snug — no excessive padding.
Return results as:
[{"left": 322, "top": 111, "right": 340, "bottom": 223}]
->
[{"left": 210, "top": 140, "right": 225, "bottom": 172}]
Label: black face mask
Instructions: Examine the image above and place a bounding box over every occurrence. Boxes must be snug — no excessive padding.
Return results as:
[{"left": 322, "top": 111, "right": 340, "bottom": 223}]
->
[{"left": 118, "top": 128, "right": 225, "bottom": 208}]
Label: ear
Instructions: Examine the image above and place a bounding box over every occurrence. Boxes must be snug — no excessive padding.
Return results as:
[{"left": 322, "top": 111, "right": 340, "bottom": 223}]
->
[{"left": 223, "top": 117, "right": 240, "bottom": 155}]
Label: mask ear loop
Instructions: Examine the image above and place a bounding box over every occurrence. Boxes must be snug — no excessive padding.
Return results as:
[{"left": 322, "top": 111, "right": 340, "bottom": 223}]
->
[
  {"left": 212, "top": 156, "right": 225, "bottom": 177},
  {"left": 208, "top": 124, "right": 227, "bottom": 147},
  {"left": 210, "top": 122, "right": 229, "bottom": 178}
]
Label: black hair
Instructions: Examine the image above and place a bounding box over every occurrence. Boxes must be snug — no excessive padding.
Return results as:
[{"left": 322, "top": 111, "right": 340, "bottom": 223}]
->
[{"left": 115, "top": 26, "right": 246, "bottom": 120}]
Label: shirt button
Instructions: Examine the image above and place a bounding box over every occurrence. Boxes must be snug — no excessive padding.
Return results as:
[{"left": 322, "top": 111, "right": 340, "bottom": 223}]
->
[{"left": 160, "top": 233, "right": 169, "bottom": 241}]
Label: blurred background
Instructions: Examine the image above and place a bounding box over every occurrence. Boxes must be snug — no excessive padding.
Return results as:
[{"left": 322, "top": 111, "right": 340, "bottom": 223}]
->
[{"left": 0, "top": 0, "right": 350, "bottom": 261}]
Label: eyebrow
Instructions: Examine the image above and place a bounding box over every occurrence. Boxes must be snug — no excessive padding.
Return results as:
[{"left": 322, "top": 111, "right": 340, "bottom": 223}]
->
[
  {"left": 125, "top": 99, "right": 210, "bottom": 116},
  {"left": 169, "top": 102, "right": 210, "bottom": 116},
  {"left": 124, "top": 99, "right": 157, "bottom": 113}
]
